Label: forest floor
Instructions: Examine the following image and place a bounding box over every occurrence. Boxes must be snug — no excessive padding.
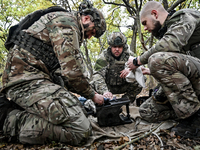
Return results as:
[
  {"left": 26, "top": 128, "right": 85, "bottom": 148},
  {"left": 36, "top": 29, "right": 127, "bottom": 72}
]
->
[
  {"left": 0, "top": 87, "right": 200, "bottom": 150},
  {"left": 1, "top": 131, "right": 200, "bottom": 150}
]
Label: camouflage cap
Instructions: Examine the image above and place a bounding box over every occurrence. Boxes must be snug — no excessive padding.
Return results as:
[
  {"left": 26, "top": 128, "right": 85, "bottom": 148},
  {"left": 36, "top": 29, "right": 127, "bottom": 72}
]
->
[
  {"left": 107, "top": 32, "right": 127, "bottom": 46},
  {"left": 79, "top": 0, "right": 106, "bottom": 38}
]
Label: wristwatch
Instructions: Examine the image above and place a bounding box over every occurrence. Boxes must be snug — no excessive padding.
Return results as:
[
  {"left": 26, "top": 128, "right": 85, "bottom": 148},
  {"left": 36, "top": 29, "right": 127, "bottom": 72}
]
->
[{"left": 133, "top": 57, "right": 140, "bottom": 66}]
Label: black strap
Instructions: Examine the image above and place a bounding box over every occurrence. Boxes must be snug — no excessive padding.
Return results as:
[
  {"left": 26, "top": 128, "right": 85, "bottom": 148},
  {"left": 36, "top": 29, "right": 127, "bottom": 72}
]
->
[
  {"left": 14, "top": 31, "right": 60, "bottom": 72},
  {"left": 5, "top": 6, "right": 68, "bottom": 50}
]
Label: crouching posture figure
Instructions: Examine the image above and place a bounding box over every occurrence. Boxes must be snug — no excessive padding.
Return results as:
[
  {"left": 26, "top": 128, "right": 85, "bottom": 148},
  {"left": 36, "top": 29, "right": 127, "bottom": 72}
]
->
[
  {"left": 127, "top": 1, "right": 200, "bottom": 138},
  {"left": 90, "top": 32, "right": 142, "bottom": 103},
  {"left": 0, "top": 0, "right": 106, "bottom": 146}
]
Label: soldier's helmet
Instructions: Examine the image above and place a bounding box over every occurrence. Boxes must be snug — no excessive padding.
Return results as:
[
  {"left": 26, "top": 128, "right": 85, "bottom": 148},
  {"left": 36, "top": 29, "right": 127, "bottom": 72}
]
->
[
  {"left": 79, "top": 0, "right": 106, "bottom": 38},
  {"left": 107, "top": 32, "right": 127, "bottom": 46}
]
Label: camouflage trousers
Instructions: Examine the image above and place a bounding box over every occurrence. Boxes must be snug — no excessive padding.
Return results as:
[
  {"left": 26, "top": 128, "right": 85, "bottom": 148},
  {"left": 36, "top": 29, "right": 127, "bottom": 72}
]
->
[
  {"left": 3, "top": 79, "right": 92, "bottom": 146},
  {"left": 139, "top": 52, "right": 200, "bottom": 122}
]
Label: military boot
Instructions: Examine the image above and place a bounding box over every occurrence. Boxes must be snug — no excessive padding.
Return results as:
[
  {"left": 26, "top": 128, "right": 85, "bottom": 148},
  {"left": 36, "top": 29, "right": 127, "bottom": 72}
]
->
[
  {"left": 0, "top": 93, "right": 16, "bottom": 130},
  {"left": 171, "top": 109, "right": 200, "bottom": 139}
]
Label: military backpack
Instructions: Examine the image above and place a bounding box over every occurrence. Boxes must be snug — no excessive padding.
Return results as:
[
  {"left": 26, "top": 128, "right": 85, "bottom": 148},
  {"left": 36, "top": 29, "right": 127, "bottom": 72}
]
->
[{"left": 4, "top": 6, "right": 68, "bottom": 72}]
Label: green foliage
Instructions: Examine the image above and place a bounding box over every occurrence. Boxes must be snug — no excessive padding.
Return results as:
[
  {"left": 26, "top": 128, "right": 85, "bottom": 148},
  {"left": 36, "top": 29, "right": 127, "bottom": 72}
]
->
[{"left": 0, "top": 0, "right": 200, "bottom": 75}]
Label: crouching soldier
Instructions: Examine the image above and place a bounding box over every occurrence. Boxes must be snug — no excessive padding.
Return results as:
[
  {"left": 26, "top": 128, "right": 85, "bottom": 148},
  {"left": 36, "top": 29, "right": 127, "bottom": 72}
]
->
[
  {"left": 90, "top": 32, "right": 143, "bottom": 103},
  {"left": 0, "top": 0, "right": 106, "bottom": 146}
]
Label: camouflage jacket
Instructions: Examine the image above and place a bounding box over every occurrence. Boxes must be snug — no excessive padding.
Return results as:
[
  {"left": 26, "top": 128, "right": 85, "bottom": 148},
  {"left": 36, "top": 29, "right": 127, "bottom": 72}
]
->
[
  {"left": 140, "top": 8, "right": 200, "bottom": 64},
  {"left": 91, "top": 45, "right": 134, "bottom": 94},
  {"left": 2, "top": 11, "right": 95, "bottom": 99}
]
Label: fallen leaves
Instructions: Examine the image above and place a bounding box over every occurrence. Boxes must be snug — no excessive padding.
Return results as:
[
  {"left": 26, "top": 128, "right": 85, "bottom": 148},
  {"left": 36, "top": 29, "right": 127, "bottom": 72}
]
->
[{"left": 1, "top": 129, "right": 200, "bottom": 150}]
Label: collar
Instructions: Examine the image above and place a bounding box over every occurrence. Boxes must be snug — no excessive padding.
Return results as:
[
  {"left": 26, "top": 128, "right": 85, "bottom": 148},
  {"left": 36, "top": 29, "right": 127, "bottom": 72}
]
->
[{"left": 156, "top": 10, "right": 176, "bottom": 39}]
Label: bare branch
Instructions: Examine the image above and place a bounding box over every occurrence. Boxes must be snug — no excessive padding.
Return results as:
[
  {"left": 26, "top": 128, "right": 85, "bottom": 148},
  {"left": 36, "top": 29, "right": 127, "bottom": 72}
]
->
[
  {"left": 106, "top": 7, "right": 120, "bottom": 30},
  {"left": 186, "top": 0, "right": 193, "bottom": 8},
  {"left": 141, "top": 33, "right": 148, "bottom": 51},
  {"left": 138, "top": 0, "right": 143, "bottom": 11},
  {"left": 122, "top": 0, "right": 136, "bottom": 15},
  {"left": 167, "top": 0, "right": 186, "bottom": 12},
  {"left": 102, "top": 0, "right": 127, "bottom": 7},
  {"left": 65, "top": 0, "right": 71, "bottom": 12},
  {"left": 162, "top": 0, "right": 169, "bottom": 10},
  {"left": 71, "top": 0, "right": 79, "bottom": 10},
  {"left": 82, "top": 40, "right": 93, "bottom": 78}
]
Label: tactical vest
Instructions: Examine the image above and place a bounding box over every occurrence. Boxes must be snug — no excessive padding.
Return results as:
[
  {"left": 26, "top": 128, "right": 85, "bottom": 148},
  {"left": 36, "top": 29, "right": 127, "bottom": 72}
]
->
[
  {"left": 106, "top": 61, "right": 127, "bottom": 86},
  {"left": 4, "top": 6, "right": 68, "bottom": 72}
]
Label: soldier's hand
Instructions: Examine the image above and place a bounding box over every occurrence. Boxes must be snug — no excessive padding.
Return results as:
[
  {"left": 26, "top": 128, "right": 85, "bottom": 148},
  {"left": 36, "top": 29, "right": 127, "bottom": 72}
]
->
[
  {"left": 127, "top": 56, "right": 137, "bottom": 70},
  {"left": 92, "top": 93, "right": 104, "bottom": 105},
  {"left": 103, "top": 91, "right": 113, "bottom": 99},
  {"left": 141, "top": 66, "right": 151, "bottom": 75},
  {"left": 120, "top": 68, "right": 130, "bottom": 78}
]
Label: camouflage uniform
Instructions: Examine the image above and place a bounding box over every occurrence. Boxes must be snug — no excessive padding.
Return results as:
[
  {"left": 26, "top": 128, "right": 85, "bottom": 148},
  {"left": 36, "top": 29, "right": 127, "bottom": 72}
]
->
[
  {"left": 1, "top": 8, "right": 105, "bottom": 145},
  {"left": 91, "top": 42, "right": 142, "bottom": 102},
  {"left": 139, "top": 9, "right": 200, "bottom": 122}
]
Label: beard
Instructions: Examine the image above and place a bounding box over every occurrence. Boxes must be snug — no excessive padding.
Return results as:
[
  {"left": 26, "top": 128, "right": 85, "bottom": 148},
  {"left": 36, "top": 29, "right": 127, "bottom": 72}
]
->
[
  {"left": 152, "top": 21, "right": 162, "bottom": 39},
  {"left": 111, "top": 49, "right": 123, "bottom": 60},
  {"left": 83, "top": 23, "right": 90, "bottom": 39}
]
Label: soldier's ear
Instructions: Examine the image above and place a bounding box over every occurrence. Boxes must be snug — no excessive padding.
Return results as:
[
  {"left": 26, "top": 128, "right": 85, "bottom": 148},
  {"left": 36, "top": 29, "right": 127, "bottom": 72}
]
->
[
  {"left": 82, "top": 15, "right": 91, "bottom": 24},
  {"left": 151, "top": 10, "right": 158, "bottom": 19}
]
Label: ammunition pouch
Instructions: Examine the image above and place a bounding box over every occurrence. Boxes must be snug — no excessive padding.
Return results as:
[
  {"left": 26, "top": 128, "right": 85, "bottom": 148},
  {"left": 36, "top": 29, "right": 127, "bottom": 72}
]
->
[
  {"left": 106, "top": 62, "right": 126, "bottom": 86},
  {"left": 11, "top": 31, "right": 64, "bottom": 86},
  {"left": 12, "top": 31, "right": 60, "bottom": 72}
]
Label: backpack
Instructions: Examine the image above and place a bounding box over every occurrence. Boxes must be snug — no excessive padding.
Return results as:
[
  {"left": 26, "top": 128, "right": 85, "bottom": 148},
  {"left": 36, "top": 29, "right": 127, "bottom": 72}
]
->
[{"left": 5, "top": 6, "right": 68, "bottom": 50}]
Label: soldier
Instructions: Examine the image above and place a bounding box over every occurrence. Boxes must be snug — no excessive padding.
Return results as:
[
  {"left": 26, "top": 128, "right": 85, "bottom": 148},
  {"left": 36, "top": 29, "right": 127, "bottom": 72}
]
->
[
  {"left": 0, "top": 0, "right": 106, "bottom": 146},
  {"left": 90, "top": 32, "right": 143, "bottom": 103},
  {"left": 127, "top": 1, "right": 200, "bottom": 138}
]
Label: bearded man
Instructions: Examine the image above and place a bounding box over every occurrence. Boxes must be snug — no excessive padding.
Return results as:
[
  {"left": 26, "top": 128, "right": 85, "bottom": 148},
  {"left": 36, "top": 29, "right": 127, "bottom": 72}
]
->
[
  {"left": 91, "top": 32, "right": 142, "bottom": 103},
  {"left": 127, "top": 1, "right": 200, "bottom": 139},
  {"left": 0, "top": 0, "right": 106, "bottom": 146}
]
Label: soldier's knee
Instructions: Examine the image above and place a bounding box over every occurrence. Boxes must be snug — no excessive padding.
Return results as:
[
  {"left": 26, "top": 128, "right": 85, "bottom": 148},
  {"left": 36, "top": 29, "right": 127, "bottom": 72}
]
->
[
  {"left": 19, "top": 115, "right": 92, "bottom": 146},
  {"left": 58, "top": 111, "right": 92, "bottom": 145},
  {"left": 51, "top": 110, "right": 92, "bottom": 145},
  {"left": 19, "top": 121, "right": 92, "bottom": 146},
  {"left": 61, "top": 124, "right": 92, "bottom": 146},
  {"left": 4, "top": 108, "right": 92, "bottom": 146},
  {"left": 51, "top": 106, "right": 92, "bottom": 145},
  {"left": 3, "top": 109, "right": 24, "bottom": 138},
  {"left": 71, "top": 114, "right": 92, "bottom": 144}
]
